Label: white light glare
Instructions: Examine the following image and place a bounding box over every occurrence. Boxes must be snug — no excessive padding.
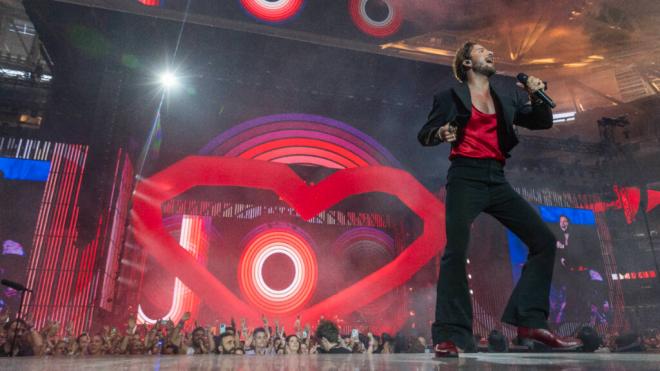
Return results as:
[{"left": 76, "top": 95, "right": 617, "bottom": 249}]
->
[
  {"left": 159, "top": 71, "right": 179, "bottom": 89},
  {"left": 552, "top": 111, "right": 576, "bottom": 123}
]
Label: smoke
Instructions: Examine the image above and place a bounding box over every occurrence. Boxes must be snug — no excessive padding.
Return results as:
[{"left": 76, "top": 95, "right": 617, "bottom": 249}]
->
[{"left": 388, "top": 0, "right": 589, "bottom": 32}]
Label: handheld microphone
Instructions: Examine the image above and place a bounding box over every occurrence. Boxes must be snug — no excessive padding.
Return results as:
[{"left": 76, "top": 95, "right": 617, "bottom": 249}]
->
[
  {"left": 517, "top": 73, "right": 556, "bottom": 108},
  {"left": 1, "top": 279, "right": 32, "bottom": 292}
]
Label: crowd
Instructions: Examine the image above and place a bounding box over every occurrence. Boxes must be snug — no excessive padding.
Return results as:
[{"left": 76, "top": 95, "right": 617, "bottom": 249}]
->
[
  {"left": 0, "top": 310, "right": 428, "bottom": 357},
  {"left": 2, "top": 306, "right": 658, "bottom": 357}
]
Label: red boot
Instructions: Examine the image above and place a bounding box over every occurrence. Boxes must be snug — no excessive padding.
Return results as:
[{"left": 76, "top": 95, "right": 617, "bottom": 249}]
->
[
  {"left": 517, "top": 327, "right": 582, "bottom": 351},
  {"left": 434, "top": 341, "right": 459, "bottom": 358}
]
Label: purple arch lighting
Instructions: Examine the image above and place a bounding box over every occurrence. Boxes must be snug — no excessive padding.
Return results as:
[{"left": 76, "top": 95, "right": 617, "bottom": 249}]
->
[{"left": 198, "top": 113, "right": 401, "bottom": 168}]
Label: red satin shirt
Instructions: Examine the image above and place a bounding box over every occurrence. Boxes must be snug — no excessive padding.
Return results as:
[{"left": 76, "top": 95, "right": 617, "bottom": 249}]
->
[{"left": 450, "top": 105, "right": 505, "bottom": 162}]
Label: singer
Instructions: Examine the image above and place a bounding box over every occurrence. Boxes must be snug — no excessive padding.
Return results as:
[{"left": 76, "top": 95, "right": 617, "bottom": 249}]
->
[{"left": 418, "top": 41, "right": 581, "bottom": 357}]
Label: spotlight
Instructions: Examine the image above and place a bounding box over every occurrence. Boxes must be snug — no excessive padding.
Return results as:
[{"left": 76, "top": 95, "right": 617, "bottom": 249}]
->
[{"left": 159, "top": 71, "right": 179, "bottom": 89}]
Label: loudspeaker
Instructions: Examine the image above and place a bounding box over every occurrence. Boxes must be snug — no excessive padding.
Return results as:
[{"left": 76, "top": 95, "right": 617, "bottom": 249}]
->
[
  {"left": 487, "top": 330, "right": 509, "bottom": 352},
  {"left": 576, "top": 326, "right": 601, "bottom": 352},
  {"left": 614, "top": 333, "right": 644, "bottom": 352}
]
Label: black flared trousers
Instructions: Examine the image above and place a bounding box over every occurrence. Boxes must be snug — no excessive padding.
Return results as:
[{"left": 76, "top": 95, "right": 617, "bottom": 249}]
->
[{"left": 432, "top": 157, "right": 557, "bottom": 349}]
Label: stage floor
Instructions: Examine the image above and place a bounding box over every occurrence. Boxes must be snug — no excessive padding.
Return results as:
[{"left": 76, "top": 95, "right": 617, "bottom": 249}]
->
[{"left": 1, "top": 352, "right": 658, "bottom": 370}]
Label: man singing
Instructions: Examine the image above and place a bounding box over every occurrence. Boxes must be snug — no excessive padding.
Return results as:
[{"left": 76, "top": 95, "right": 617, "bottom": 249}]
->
[{"left": 418, "top": 41, "right": 581, "bottom": 357}]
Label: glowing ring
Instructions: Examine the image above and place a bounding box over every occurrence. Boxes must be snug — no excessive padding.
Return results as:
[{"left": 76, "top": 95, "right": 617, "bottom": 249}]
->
[
  {"left": 253, "top": 245, "right": 303, "bottom": 298},
  {"left": 238, "top": 228, "right": 317, "bottom": 314},
  {"left": 239, "top": 0, "right": 305, "bottom": 23},
  {"left": 349, "top": 0, "right": 402, "bottom": 38}
]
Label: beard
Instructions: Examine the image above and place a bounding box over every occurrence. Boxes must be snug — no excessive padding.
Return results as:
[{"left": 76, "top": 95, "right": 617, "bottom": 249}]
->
[{"left": 472, "top": 61, "right": 496, "bottom": 78}]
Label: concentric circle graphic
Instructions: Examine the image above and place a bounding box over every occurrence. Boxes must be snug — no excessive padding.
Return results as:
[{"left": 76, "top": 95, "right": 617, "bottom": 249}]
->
[
  {"left": 198, "top": 113, "right": 402, "bottom": 169},
  {"left": 349, "top": 0, "right": 403, "bottom": 38},
  {"left": 239, "top": 0, "right": 306, "bottom": 23},
  {"left": 238, "top": 226, "right": 318, "bottom": 314},
  {"left": 333, "top": 228, "right": 396, "bottom": 316}
]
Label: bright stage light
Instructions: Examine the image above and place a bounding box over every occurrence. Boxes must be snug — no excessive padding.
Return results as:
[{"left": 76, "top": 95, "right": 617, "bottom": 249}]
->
[{"left": 159, "top": 71, "right": 179, "bottom": 89}]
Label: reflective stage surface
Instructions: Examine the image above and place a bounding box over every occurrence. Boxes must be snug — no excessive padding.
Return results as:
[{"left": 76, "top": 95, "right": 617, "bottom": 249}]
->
[{"left": 1, "top": 353, "right": 659, "bottom": 371}]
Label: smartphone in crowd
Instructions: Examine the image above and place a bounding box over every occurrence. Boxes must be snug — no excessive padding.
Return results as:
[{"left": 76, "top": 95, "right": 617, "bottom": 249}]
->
[{"left": 220, "top": 323, "right": 226, "bottom": 334}]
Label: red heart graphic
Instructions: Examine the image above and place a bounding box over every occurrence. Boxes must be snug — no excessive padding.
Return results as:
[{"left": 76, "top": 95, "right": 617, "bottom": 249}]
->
[{"left": 131, "top": 156, "right": 445, "bottom": 324}]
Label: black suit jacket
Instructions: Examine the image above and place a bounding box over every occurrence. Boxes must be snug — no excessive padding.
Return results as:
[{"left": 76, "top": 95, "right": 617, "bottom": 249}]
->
[{"left": 417, "top": 80, "right": 553, "bottom": 158}]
